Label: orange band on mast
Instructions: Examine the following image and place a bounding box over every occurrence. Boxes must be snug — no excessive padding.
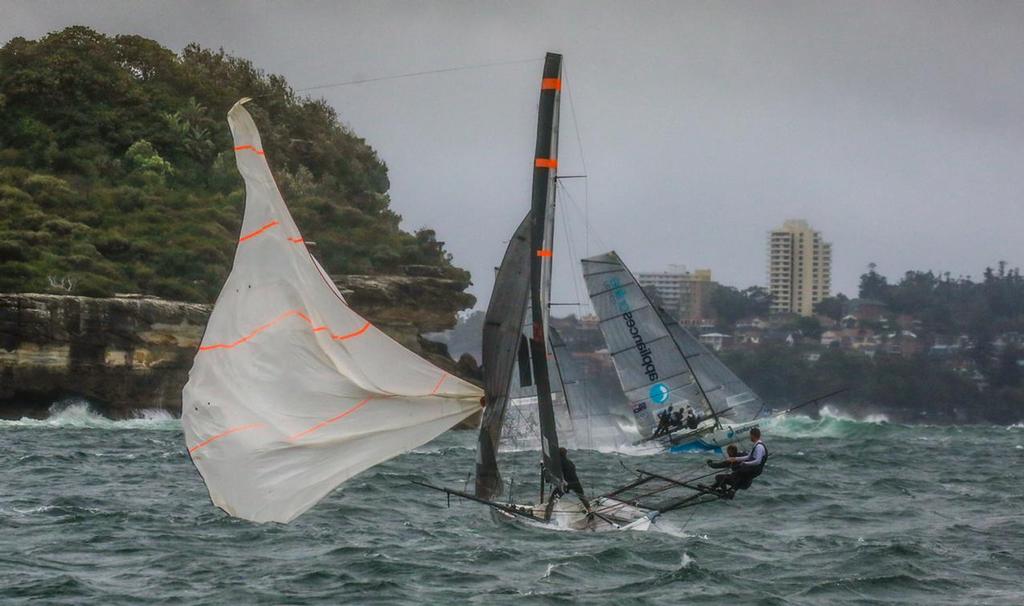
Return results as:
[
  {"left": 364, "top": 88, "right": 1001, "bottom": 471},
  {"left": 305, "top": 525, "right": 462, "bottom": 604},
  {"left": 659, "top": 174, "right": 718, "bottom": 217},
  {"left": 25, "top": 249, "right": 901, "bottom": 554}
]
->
[
  {"left": 541, "top": 78, "right": 561, "bottom": 90},
  {"left": 536, "top": 249, "right": 553, "bottom": 257},
  {"left": 535, "top": 158, "right": 557, "bottom": 169}
]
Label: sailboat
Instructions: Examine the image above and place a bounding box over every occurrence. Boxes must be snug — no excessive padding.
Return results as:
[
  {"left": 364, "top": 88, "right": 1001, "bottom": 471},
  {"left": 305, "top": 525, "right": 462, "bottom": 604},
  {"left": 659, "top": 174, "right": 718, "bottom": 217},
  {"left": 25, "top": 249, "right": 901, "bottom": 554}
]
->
[
  {"left": 415, "top": 53, "right": 661, "bottom": 531},
  {"left": 581, "top": 251, "right": 764, "bottom": 453},
  {"left": 182, "top": 99, "right": 483, "bottom": 524}
]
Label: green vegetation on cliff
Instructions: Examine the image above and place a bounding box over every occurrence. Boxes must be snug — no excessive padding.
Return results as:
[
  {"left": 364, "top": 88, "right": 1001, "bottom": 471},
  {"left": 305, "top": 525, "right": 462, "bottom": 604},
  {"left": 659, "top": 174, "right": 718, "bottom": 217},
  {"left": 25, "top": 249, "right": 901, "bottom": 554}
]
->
[{"left": 0, "top": 26, "right": 470, "bottom": 302}]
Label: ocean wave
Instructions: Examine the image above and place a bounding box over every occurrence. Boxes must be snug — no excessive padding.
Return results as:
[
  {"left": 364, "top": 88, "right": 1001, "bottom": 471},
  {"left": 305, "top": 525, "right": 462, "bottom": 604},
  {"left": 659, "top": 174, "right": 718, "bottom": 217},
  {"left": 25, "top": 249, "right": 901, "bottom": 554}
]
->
[
  {"left": 764, "top": 405, "right": 895, "bottom": 439},
  {"left": 0, "top": 399, "right": 180, "bottom": 431}
]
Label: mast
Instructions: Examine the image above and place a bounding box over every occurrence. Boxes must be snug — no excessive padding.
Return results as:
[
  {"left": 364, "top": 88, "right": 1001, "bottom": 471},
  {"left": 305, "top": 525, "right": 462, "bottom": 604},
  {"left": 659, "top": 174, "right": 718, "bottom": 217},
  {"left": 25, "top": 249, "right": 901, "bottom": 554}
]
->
[{"left": 529, "top": 52, "right": 564, "bottom": 487}]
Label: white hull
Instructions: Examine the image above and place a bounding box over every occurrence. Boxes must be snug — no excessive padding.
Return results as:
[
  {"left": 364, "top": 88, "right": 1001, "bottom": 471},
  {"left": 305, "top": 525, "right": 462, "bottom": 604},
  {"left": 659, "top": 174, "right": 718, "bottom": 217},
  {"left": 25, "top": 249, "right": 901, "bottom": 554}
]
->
[{"left": 491, "top": 496, "right": 655, "bottom": 532}]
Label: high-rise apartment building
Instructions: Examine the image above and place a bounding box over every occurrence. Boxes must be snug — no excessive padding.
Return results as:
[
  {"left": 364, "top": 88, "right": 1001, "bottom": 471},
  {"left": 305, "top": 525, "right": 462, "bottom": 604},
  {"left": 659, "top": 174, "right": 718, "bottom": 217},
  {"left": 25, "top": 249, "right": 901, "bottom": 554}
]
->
[
  {"left": 637, "top": 266, "right": 717, "bottom": 326},
  {"left": 767, "top": 220, "right": 832, "bottom": 316}
]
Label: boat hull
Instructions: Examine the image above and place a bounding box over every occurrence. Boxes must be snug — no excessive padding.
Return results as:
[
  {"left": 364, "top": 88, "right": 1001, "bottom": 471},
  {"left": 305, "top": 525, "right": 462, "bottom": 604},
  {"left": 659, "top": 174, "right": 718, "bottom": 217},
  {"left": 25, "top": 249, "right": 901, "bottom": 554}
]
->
[
  {"left": 667, "top": 419, "right": 761, "bottom": 454},
  {"left": 491, "top": 496, "right": 654, "bottom": 532}
]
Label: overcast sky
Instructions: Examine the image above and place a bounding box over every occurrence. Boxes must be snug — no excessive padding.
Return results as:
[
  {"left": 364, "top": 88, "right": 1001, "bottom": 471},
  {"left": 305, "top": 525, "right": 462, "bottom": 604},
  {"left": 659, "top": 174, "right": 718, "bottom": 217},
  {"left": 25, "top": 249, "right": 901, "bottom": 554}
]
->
[{"left": 4, "top": 1, "right": 1023, "bottom": 313}]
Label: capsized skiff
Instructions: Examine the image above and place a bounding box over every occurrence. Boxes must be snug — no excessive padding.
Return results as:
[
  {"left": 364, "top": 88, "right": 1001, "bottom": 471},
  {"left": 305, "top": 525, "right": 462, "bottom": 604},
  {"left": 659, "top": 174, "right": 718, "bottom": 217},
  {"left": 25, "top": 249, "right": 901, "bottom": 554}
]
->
[{"left": 182, "top": 99, "right": 482, "bottom": 524}]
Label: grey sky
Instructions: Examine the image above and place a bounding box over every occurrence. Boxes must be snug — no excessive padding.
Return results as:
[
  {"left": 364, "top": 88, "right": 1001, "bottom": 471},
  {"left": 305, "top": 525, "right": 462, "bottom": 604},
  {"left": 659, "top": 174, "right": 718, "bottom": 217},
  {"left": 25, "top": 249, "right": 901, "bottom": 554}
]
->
[{"left": 4, "top": 1, "right": 1023, "bottom": 313}]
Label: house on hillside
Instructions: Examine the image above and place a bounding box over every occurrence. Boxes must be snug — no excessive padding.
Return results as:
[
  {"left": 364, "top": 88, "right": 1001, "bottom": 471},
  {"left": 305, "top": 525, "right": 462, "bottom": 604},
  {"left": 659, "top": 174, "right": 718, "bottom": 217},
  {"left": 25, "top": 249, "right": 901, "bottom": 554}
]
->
[
  {"left": 848, "top": 298, "right": 888, "bottom": 322},
  {"left": 698, "top": 332, "right": 732, "bottom": 352},
  {"left": 883, "top": 330, "right": 923, "bottom": 357}
]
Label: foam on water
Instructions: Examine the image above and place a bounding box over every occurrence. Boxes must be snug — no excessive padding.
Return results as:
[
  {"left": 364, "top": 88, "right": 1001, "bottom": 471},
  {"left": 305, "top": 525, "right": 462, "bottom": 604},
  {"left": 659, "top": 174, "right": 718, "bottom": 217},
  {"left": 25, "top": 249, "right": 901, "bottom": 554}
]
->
[
  {"left": 763, "top": 405, "right": 894, "bottom": 439},
  {"left": 1, "top": 405, "right": 1021, "bottom": 604},
  {"left": 0, "top": 399, "right": 180, "bottom": 431}
]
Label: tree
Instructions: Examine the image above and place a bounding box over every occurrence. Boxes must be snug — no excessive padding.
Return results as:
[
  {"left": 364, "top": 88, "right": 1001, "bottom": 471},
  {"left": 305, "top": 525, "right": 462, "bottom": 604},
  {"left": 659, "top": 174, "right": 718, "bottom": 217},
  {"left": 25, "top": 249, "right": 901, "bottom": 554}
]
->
[
  {"left": 814, "top": 294, "right": 849, "bottom": 322},
  {"left": 859, "top": 262, "right": 889, "bottom": 300},
  {"left": 709, "top": 285, "right": 772, "bottom": 329},
  {"left": 0, "top": 27, "right": 471, "bottom": 302}
]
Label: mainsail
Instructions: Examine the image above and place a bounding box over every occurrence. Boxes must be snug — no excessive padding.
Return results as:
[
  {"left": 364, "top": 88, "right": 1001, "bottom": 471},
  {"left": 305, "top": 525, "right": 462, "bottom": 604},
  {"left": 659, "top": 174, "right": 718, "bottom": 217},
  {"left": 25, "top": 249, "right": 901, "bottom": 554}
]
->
[
  {"left": 475, "top": 213, "right": 532, "bottom": 499},
  {"left": 581, "top": 251, "right": 715, "bottom": 437},
  {"left": 183, "top": 99, "right": 482, "bottom": 523}
]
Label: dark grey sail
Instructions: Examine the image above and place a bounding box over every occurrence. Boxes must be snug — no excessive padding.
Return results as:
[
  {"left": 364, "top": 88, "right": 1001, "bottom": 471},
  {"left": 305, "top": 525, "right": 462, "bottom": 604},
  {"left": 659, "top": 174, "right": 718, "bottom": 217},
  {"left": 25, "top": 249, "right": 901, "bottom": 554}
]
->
[
  {"left": 527, "top": 52, "right": 564, "bottom": 487},
  {"left": 475, "top": 213, "right": 532, "bottom": 500}
]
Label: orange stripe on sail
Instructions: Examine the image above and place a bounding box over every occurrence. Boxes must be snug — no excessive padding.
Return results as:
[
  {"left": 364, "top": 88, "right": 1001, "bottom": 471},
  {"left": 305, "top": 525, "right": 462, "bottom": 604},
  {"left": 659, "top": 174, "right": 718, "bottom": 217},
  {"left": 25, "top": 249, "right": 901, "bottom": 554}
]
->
[
  {"left": 198, "top": 309, "right": 304, "bottom": 351},
  {"left": 289, "top": 397, "right": 374, "bottom": 441},
  {"left": 541, "top": 78, "right": 561, "bottom": 90},
  {"left": 199, "top": 310, "right": 374, "bottom": 352},
  {"left": 189, "top": 423, "right": 266, "bottom": 454},
  {"left": 332, "top": 322, "right": 371, "bottom": 341},
  {"left": 431, "top": 373, "right": 448, "bottom": 395},
  {"left": 535, "top": 158, "right": 557, "bottom": 169},
  {"left": 536, "top": 249, "right": 553, "bottom": 257},
  {"left": 287, "top": 237, "right": 305, "bottom": 243},
  {"left": 234, "top": 144, "right": 265, "bottom": 155},
  {"left": 239, "top": 220, "right": 280, "bottom": 242}
]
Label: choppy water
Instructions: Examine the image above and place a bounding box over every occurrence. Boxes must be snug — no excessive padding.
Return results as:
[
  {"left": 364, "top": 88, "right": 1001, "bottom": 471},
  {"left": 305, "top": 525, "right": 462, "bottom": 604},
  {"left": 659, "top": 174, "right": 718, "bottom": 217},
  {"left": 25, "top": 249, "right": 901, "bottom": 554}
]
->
[{"left": 1, "top": 401, "right": 1022, "bottom": 605}]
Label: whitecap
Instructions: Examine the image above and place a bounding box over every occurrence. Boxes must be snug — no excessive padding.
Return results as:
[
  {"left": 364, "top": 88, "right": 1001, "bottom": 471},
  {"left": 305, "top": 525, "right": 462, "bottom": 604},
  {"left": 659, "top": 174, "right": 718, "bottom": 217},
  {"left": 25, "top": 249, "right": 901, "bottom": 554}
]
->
[{"left": 0, "top": 399, "right": 180, "bottom": 431}]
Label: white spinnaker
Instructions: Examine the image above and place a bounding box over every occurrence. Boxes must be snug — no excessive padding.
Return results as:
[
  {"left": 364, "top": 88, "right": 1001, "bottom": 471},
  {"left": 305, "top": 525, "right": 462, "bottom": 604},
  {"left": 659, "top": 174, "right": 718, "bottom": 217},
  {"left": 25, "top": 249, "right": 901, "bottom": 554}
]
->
[{"left": 182, "top": 99, "right": 481, "bottom": 524}]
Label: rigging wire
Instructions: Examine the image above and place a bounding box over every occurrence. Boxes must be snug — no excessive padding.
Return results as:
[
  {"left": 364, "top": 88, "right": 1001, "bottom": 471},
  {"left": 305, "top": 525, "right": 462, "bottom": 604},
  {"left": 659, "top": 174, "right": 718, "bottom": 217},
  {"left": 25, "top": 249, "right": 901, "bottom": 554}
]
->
[
  {"left": 293, "top": 57, "right": 544, "bottom": 93},
  {"left": 562, "top": 66, "right": 591, "bottom": 257}
]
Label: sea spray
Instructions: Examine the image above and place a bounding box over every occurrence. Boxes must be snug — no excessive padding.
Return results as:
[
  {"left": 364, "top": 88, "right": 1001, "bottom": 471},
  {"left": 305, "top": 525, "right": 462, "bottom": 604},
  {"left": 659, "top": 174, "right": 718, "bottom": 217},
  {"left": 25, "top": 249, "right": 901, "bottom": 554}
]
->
[{"left": 0, "top": 398, "right": 180, "bottom": 431}]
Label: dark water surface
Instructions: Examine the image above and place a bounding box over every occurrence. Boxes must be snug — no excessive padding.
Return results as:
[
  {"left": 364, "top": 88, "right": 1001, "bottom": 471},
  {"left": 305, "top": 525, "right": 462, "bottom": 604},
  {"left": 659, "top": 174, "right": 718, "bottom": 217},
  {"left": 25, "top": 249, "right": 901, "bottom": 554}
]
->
[{"left": 1, "top": 403, "right": 1022, "bottom": 605}]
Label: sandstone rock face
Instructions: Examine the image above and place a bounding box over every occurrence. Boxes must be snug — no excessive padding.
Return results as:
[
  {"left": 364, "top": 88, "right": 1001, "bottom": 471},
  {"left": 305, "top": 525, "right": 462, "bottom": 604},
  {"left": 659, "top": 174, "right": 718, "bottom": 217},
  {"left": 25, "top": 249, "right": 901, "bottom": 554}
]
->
[{"left": 0, "top": 274, "right": 477, "bottom": 419}]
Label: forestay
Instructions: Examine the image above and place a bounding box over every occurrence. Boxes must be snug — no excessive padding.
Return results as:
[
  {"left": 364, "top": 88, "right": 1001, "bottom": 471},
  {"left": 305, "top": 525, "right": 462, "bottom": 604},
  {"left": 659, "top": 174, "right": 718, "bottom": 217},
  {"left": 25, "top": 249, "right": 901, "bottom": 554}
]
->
[
  {"left": 581, "top": 251, "right": 710, "bottom": 437},
  {"left": 183, "top": 99, "right": 481, "bottom": 524}
]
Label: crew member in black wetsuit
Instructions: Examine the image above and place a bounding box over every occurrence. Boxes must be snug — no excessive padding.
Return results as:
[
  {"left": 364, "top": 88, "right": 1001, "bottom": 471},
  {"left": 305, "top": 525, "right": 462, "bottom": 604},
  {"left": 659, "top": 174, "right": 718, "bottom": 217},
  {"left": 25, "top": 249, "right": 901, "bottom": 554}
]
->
[
  {"left": 653, "top": 406, "right": 673, "bottom": 437},
  {"left": 559, "top": 447, "right": 591, "bottom": 510},
  {"left": 670, "top": 407, "right": 684, "bottom": 430},
  {"left": 685, "top": 406, "right": 700, "bottom": 430},
  {"left": 703, "top": 427, "right": 767, "bottom": 498}
]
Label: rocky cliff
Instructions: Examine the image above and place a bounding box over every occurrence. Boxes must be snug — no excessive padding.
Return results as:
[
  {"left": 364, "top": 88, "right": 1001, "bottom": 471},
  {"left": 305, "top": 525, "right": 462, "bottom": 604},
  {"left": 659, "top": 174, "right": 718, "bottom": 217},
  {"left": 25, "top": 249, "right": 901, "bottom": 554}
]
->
[{"left": 0, "top": 272, "right": 478, "bottom": 419}]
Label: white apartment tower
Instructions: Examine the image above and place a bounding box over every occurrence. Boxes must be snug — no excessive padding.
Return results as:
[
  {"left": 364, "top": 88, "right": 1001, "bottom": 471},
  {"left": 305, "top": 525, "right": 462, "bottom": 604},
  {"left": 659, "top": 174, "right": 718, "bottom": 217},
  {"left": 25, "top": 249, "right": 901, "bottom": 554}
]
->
[{"left": 768, "top": 220, "right": 832, "bottom": 316}]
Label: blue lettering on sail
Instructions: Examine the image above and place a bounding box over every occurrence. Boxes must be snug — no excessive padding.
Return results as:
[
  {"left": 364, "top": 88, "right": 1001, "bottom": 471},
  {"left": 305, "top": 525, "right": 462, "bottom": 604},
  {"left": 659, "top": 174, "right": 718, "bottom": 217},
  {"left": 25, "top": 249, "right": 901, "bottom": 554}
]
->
[{"left": 605, "top": 277, "right": 659, "bottom": 382}]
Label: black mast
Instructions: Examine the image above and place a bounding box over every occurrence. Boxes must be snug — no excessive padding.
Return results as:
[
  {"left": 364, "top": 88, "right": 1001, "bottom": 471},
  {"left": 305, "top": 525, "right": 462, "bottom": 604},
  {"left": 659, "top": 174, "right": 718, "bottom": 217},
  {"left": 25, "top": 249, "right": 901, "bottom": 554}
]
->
[{"left": 529, "top": 52, "right": 564, "bottom": 488}]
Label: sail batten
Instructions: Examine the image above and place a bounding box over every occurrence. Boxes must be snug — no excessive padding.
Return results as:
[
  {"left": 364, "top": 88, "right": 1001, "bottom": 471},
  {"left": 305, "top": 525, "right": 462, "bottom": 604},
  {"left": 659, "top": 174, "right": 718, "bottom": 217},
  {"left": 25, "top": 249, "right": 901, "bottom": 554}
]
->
[{"left": 183, "top": 99, "right": 482, "bottom": 523}]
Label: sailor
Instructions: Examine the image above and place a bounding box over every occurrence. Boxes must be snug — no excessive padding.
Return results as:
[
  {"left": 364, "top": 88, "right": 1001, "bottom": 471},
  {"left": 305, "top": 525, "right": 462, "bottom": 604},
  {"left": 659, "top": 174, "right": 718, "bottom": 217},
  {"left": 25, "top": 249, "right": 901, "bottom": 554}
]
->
[
  {"left": 654, "top": 406, "right": 673, "bottom": 437},
  {"left": 558, "top": 447, "right": 590, "bottom": 510},
  {"left": 705, "top": 427, "right": 767, "bottom": 497},
  {"left": 670, "top": 407, "right": 684, "bottom": 430},
  {"left": 706, "top": 444, "right": 747, "bottom": 469},
  {"left": 685, "top": 406, "right": 700, "bottom": 430}
]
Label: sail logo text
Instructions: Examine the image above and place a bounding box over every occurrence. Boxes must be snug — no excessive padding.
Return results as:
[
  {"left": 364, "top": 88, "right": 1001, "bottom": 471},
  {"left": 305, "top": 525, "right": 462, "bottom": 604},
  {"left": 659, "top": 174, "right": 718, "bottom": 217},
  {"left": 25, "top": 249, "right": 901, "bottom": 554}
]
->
[{"left": 605, "top": 277, "right": 659, "bottom": 382}]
